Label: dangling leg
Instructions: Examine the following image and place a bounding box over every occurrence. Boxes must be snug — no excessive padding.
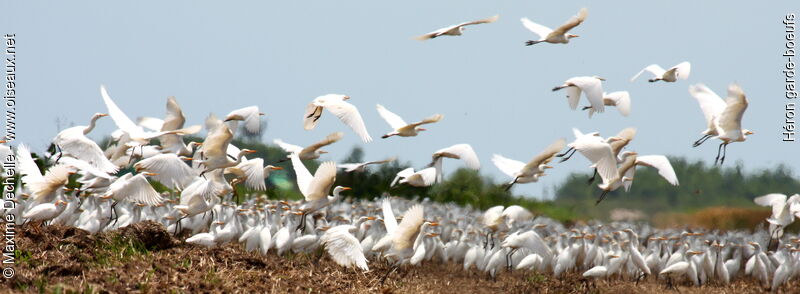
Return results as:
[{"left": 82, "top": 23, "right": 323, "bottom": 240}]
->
[
  {"left": 504, "top": 177, "right": 518, "bottom": 191},
  {"left": 714, "top": 143, "right": 724, "bottom": 165},
  {"left": 692, "top": 134, "right": 711, "bottom": 147},
  {"left": 595, "top": 190, "right": 610, "bottom": 206},
  {"left": 587, "top": 168, "right": 598, "bottom": 184},
  {"left": 558, "top": 148, "right": 578, "bottom": 163},
  {"left": 556, "top": 147, "right": 575, "bottom": 158},
  {"left": 719, "top": 143, "right": 728, "bottom": 165},
  {"left": 55, "top": 145, "right": 63, "bottom": 163}
]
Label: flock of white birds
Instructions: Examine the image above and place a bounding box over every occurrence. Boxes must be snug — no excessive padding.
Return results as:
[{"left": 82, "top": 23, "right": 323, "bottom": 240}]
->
[{"left": 8, "top": 7, "right": 795, "bottom": 292}]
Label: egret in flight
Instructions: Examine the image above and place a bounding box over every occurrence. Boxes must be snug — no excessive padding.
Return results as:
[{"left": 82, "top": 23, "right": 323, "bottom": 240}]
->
[
  {"left": 521, "top": 8, "right": 588, "bottom": 45},
  {"left": 414, "top": 15, "right": 499, "bottom": 40}
]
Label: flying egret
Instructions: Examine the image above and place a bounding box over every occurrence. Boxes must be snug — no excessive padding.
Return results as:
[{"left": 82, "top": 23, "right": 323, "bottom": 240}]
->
[
  {"left": 51, "top": 112, "right": 117, "bottom": 174},
  {"left": 376, "top": 104, "right": 443, "bottom": 139},
  {"left": 753, "top": 193, "right": 800, "bottom": 248},
  {"left": 553, "top": 76, "right": 606, "bottom": 115},
  {"left": 138, "top": 96, "right": 203, "bottom": 156},
  {"left": 320, "top": 224, "right": 370, "bottom": 271},
  {"left": 17, "top": 144, "right": 74, "bottom": 205},
  {"left": 390, "top": 167, "right": 437, "bottom": 188},
  {"left": 430, "top": 143, "right": 480, "bottom": 182},
  {"left": 339, "top": 156, "right": 396, "bottom": 173},
  {"left": 414, "top": 15, "right": 499, "bottom": 40},
  {"left": 224, "top": 106, "right": 264, "bottom": 135},
  {"left": 522, "top": 8, "right": 587, "bottom": 45},
  {"left": 631, "top": 62, "right": 691, "bottom": 83},
  {"left": 492, "top": 138, "right": 565, "bottom": 191},
  {"left": 582, "top": 91, "right": 631, "bottom": 118},
  {"left": 274, "top": 132, "right": 344, "bottom": 161},
  {"left": 303, "top": 94, "right": 372, "bottom": 143},
  {"left": 688, "top": 83, "right": 753, "bottom": 165},
  {"left": 290, "top": 152, "right": 348, "bottom": 232}
]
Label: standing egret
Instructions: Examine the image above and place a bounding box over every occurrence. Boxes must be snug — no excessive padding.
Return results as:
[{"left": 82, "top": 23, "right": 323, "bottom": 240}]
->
[
  {"left": 376, "top": 104, "right": 443, "bottom": 139},
  {"left": 414, "top": 15, "right": 499, "bottom": 40},
  {"left": 631, "top": 62, "right": 691, "bottom": 83},
  {"left": 303, "top": 94, "right": 372, "bottom": 143},
  {"left": 521, "top": 8, "right": 588, "bottom": 45}
]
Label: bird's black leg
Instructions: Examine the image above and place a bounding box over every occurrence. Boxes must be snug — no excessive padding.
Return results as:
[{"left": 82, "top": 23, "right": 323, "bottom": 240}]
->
[
  {"left": 714, "top": 143, "right": 724, "bottom": 165},
  {"left": 692, "top": 134, "right": 711, "bottom": 147},
  {"left": 295, "top": 212, "right": 307, "bottom": 233},
  {"left": 587, "top": 168, "right": 597, "bottom": 184},
  {"left": 174, "top": 216, "right": 185, "bottom": 235},
  {"left": 556, "top": 147, "right": 574, "bottom": 158},
  {"left": 504, "top": 177, "right": 518, "bottom": 191},
  {"left": 55, "top": 145, "right": 63, "bottom": 163},
  {"left": 595, "top": 190, "right": 610, "bottom": 206},
  {"left": 380, "top": 264, "right": 399, "bottom": 285},
  {"left": 110, "top": 201, "right": 119, "bottom": 225},
  {"left": 558, "top": 148, "right": 578, "bottom": 163},
  {"left": 719, "top": 143, "right": 728, "bottom": 165}
]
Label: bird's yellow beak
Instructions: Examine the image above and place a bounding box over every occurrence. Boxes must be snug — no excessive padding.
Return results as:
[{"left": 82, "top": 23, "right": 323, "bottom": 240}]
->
[
  {"left": 271, "top": 166, "right": 284, "bottom": 170},
  {"left": 144, "top": 172, "right": 158, "bottom": 176},
  {"left": 341, "top": 187, "right": 352, "bottom": 191}
]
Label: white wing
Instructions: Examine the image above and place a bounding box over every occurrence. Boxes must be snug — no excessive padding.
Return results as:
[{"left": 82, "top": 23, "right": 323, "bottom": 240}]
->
[
  {"left": 290, "top": 152, "right": 313, "bottom": 196},
  {"left": 321, "top": 225, "right": 369, "bottom": 270},
  {"left": 134, "top": 154, "right": 196, "bottom": 189},
  {"left": 226, "top": 106, "right": 262, "bottom": 134},
  {"left": 552, "top": 7, "right": 588, "bottom": 35},
  {"left": 100, "top": 85, "right": 141, "bottom": 136},
  {"left": 55, "top": 129, "right": 118, "bottom": 174},
  {"left": 433, "top": 144, "right": 480, "bottom": 170},
  {"left": 630, "top": 64, "right": 666, "bottom": 82},
  {"left": 382, "top": 198, "right": 398, "bottom": 235},
  {"left": 520, "top": 17, "right": 553, "bottom": 39},
  {"left": 573, "top": 140, "right": 618, "bottom": 183},
  {"left": 565, "top": 86, "right": 582, "bottom": 110},
  {"left": 16, "top": 144, "right": 44, "bottom": 185},
  {"left": 570, "top": 77, "right": 604, "bottom": 113},
  {"left": 238, "top": 158, "right": 266, "bottom": 191},
  {"left": 754, "top": 193, "right": 787, "bottom": 208},
  {"left": 391, "top": 167, "right": 415, "bottom": 187},
  {"left": 118, "top": 174, "right": 163, "bottom": 206},
  {"left": 338, "top": 163, "right": 364, "bottom": 173},
  {"left": 671, "top": 61, "right": 691, "bottom": 80},
  {"left": 320, "top": 99, "right": 372, "bottom": 143},
  {"left": 137, "top": 117, "right": 165, "bottom": 132},
  {"left": 635, "top": 155, "right": 679, "bottom": 186},
  {"left": 376, "top": 104, "right": 407, "bottom": 130},
  {"left": 393, "top": 205, "right": 424, "bottom": 251},
  {"left": 717, "top": 84, "right": 748, "bottom": 134},
  {"left": 414, "top": 167, "right": 438, "bottom": 186},
  {"left": 305, "top": 161, "right": 337, "bottom": 201},
  {"left": 604, "top": 91, "right": 631, "bottom": 117},
  {"left": 58, "top": 156, "right": 114, "bottom": 180},
  {"left": 689, "top": 84, "right": 727, "bottom": 128},
  {"left": 273, "top": 139, "right": 303, "bottom": 154},
  {"left": 492, "top": 154, "right": 525, "bottom": 178}
]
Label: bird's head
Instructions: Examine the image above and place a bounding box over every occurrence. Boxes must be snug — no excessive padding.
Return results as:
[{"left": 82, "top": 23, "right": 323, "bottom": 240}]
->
[{"left": 567, "top": 34, "right": 580, "bottom": 39}]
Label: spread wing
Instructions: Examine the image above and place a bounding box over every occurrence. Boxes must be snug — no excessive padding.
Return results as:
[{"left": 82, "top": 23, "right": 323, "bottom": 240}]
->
[
  {"left": 302, "top": 132, "right": 344, "bottom": 154},
  {"left": 391, "top": 167, "right": 416, "bottom": 187},
  {"left": 273, "top": 139, "right": 303, "bottom": 154},
  {"left": 521, "top": 17, "right": 553, "bottom": 39},
  {"left": 565, "top": 85, "right": 582, "bottom": 110},
  {"left": 433, "top": 144, "right": 480, "bottom": 170},
  {"left": 635, "top": 155, "right": 679, "bottom": 186},
  {"left": 393, "top": 205, "right": 424, "bottom": 251},
  {"left": 382, "top": 198, "right": 398, "bottom": 235},
  {"left": 671, "top": 61, "right": 692, "bottom": 80},
  {"left": 290, "top": 152, "right": 313, "bottom": 196},
  {"left": 17, "top": 144, "right": 44, "bottom": 186},
  {"left": 238, "top": 158, "right": 266, "bottom": 191},
  {"left": 320, "top": 99, "right": 372, "bottom": 143},
  {"left": 162, "top": 96, "right": 186, "bottom": 131},
  {"left": 137, "top": 117, "right": 165, "bottom": 132},
  {"left": 630, "top": 64, "right": 666, "bottom": 82},
  {"left": 321, "top": 225, "right": 369, "bottom": 271},
  {"left": 571, "top": 77, "right": 604, "bottom": 113},
  {"left": 409, "top": 114, "right": 444, "bottom": 128},
  {"left": 492, "top": 154, "right": 525, "bottom": 178},
  {"left": 376, "top": 104, "right": 407, "bottom": 130},
  {"left": 119, "top": 174, "right": 163, "bottom": 206},
  {"left": 306, "top": 161, "right": 337, "bottom": 201},
  {"left": 527, "top": 138, "right": 567, "bottom": 168},
  {"left": 604, "top": 91, "right": 631, "bottom": 117},
  {"left": 455, "top": 14, "right": 500, "bottom": 28},
  {"left": 689, "top": 84, "right": 727, "bottom": 129},
  {"left": 552, "top": 8, "right": 588, "bottom": 36},
  {"left": 717, "top": 84, "right": 748, "bottom": 134},
  {"left": 134, "top": 154, "right": 196, "bottom": 189}
]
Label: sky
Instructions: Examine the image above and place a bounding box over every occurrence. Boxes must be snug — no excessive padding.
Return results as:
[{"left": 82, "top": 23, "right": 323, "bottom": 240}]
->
[{"left": 2, "top": 1, "right": 799, "bottom": 199}]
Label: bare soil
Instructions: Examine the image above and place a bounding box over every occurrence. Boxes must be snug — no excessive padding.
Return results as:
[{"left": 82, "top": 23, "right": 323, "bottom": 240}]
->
[{"left": 2, "top": 222, "right": 794, "bottom": 293}]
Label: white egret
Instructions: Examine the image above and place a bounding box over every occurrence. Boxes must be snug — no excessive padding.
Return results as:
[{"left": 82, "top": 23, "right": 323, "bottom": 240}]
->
[
  {"left": 17, "top": 145, "right": 73, "bottom": 205},
  {"left": 22, "top": 200, "right": 68, "bottom": 224},
  {"left": 290, "top": 153, "right": 348, "bottom": 232},
  {"left": 689, "top": 83, "right": 753, "bottom": 164},
  {"left": 631, "top": 62, "right": 691, "bottom": 83},
  {"left": 376, "top": 104, "right": 443, "bottom": 139},
  {"left": 430, "top": 143, "right": 480, "bottom": 182},
  {"left": 553, "top": 76, "right": 606, "bottom": 114},
  {"left": 303, "top": 94, "right": 372, "bottom": 143},
  {"left": 51, "top": 112, "right": 117, "bottom": 174},
  {"left": 339, "top": 157, "right": 396, "bottom": 173},
  {"left": 753, "top": 193, "right": 800, "bottom": 248},
  {"left": 414, "top": 15, "right": 499, "bottom": 40},
  {"left": 492, "top": 138, "right": 565, "bottom": 191},
  {"left": 320, "top": 224, "right": 369, "bottom": 271},
  {"left": 390, "top": 167, "right": 437, "bottom": 188},
  {"left": 274, "top": 132, "right": 344, "bottom": 161},
  {"left": 224, "top": 106, "right": 264, "bottom": 135},
  {"left": 522, "top": 8, "right": 587, "bottom": 45}
]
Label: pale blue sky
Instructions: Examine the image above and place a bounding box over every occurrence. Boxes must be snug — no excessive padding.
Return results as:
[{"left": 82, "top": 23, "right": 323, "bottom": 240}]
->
[{"left": 3, "top": 1, "right": 799, "bottom": 199}]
